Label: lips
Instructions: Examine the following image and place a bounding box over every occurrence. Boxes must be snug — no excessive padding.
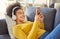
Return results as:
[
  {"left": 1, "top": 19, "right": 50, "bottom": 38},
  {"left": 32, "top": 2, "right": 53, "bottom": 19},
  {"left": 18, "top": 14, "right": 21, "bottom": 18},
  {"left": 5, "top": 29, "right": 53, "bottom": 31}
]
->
[{"left": 20, "top": 16, "right": 25, "bottom": 19}]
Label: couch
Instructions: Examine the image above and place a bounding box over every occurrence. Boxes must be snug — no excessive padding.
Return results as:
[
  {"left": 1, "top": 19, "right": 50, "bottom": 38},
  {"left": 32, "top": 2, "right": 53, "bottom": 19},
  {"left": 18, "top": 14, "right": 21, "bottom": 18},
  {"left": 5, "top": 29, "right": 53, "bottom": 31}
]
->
[{"left": 0, "top": 7, "right": 60, "bottom": 39}]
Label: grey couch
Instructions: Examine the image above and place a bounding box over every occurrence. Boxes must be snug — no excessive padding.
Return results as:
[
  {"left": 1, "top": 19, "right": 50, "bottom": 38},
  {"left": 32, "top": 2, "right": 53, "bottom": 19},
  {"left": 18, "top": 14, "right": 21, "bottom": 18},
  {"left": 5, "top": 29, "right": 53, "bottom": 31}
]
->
[
  {"left": 0, "top": 7, "right": 60, "bottom": 39},
  {"left": 0, "top": 19, "right": 10, "bottom": 39}
]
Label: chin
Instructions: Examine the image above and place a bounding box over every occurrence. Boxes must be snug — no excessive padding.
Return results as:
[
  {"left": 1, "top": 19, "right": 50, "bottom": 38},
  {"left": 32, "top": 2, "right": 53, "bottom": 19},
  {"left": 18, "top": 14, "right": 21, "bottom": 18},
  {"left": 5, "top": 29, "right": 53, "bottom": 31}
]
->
[{"left": 21, "top": 19, "right": 25, "bottom": 22}]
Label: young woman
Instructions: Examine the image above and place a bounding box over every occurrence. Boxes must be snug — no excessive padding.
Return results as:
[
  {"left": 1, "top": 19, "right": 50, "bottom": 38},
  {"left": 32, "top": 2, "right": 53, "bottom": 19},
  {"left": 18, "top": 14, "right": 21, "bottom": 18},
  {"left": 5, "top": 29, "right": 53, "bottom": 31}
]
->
[
  {"left": 6, "top": 2, "right": 46, "bottom": 39},
  {"left": 13, "top": 4, "right": 46, "bottom": 39},
  {"left": 6, "top": 2, "right": 60, "bottom": 39}
]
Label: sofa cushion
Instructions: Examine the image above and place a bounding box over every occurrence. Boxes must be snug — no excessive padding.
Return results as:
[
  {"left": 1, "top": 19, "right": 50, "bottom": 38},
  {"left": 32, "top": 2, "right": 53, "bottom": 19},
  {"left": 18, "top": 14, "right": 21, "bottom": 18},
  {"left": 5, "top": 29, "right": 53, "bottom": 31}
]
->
[
  {"left": 5, "top": 14, "right": 16, "bottom": 39},
  {"left": 0, "top": 19, "right": 8, "bottom": 35},
  {"left": 0, "top": 34, "right": 10, "bottom": 39},
  {"left": 54, "top": 8, "right": 60, "bottom": 28},
  {"left": 26, "top": 7, "right": 36, "bottom": 22},
  {"left": 41, "top": 8, "right": 56, "bottom": 32},
  {"left": 26, "top": 7, "right": 56, "bottom": 32}
]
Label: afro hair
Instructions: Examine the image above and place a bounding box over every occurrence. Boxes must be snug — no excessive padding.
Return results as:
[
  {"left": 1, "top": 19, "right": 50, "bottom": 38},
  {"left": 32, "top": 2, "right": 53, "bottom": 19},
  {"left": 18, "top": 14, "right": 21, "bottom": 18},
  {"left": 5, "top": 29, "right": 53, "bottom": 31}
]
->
[{"left": 6, "top": 2, "right": 22, "bottom": 18}]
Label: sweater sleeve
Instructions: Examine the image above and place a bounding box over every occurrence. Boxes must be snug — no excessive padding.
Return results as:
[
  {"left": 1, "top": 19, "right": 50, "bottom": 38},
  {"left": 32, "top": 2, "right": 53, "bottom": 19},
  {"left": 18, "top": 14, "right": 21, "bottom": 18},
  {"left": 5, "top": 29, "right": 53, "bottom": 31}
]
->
[
  {"left": 27, "top": 21, "right": 39, "bottom": 39},
  {"left": 38, "top": 22, "right": 45, "bottom": 29}
]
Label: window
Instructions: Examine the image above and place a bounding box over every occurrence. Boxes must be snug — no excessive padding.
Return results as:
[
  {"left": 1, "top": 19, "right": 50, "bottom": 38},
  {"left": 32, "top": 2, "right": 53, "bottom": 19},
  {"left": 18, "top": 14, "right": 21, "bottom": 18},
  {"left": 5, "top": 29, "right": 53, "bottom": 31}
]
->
[
  {"left": 0, "top": 0, "right": 6, "bottom": 19},
  {"left": 0, "top": 0, "right": 16, "bottom": 19},
  {"left": 0, "top": 0, "right": 48, "bottom": 19}
]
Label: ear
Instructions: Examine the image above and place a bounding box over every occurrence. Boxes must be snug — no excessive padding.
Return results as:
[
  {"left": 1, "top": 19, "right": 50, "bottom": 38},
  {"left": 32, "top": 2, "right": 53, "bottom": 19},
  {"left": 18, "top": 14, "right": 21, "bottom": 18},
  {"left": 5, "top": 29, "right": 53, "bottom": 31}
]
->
[{"left": 12, "top": 15, "right": 16, "bottom": 21}]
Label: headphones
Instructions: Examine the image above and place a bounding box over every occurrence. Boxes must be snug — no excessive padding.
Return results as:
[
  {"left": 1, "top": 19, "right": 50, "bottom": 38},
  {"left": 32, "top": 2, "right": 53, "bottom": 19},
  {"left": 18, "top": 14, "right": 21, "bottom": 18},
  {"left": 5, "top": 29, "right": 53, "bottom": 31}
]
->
[{"left": 12, "top": 6, "right": 20, "bottom": 20}]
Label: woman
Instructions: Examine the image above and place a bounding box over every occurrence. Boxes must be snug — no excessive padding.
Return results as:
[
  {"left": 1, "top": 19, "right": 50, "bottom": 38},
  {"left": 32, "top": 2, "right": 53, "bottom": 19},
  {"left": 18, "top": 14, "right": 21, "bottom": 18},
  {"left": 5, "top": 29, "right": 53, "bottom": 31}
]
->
[
  {"left": 12, "top": 4, "right": 46, "bottom": 39},
  {"left": 6, "top": 2, "right": 46, "bottom": 39}
]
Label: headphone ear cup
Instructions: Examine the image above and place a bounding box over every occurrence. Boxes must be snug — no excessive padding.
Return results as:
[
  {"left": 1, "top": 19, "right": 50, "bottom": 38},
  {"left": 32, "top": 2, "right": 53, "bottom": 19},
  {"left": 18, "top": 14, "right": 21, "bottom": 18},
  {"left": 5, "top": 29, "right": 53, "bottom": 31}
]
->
[{"left": 12, "top": 15, "right": 16, "bottom": 20}]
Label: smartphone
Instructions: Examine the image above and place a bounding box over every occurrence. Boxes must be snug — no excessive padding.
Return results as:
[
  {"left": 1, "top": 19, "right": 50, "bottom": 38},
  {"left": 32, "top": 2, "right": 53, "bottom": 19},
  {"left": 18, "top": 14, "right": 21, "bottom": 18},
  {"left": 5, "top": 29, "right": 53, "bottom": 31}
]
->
[{"left": 37, "top": 7, "right": 41, "bottom": 15}]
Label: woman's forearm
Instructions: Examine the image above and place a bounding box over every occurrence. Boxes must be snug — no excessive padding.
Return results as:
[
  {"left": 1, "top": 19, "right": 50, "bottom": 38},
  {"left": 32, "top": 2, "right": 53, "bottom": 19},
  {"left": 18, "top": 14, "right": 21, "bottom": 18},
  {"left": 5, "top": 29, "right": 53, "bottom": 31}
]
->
[{"left": 27, "top": 21, "right": 39, "bottom": 39}]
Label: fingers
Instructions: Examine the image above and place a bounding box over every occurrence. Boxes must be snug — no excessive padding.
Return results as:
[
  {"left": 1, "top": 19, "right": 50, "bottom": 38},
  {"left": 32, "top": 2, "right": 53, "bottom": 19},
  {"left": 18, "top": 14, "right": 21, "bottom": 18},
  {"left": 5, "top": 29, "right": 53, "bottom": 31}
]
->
[
  {"left": 36, "top": 7, "right": 44, "bottom": 18},
  {"left": 39, "top": 13, "right": 44, "bottom": 18}
]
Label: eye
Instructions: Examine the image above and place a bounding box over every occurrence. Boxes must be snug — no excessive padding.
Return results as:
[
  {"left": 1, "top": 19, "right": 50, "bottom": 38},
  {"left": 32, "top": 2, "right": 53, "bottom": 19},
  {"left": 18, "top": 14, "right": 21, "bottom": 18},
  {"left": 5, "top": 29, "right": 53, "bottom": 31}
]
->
[{"left": 17, "top": 9, "right": 24, "bottom": 15}]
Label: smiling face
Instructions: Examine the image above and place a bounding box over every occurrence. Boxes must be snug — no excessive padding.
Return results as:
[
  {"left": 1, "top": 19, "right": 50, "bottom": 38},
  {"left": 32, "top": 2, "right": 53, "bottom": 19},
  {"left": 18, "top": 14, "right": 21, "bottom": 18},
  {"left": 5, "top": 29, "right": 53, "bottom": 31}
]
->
[{"left": 15, "top": 9, "right": 25, "bottom": 23}]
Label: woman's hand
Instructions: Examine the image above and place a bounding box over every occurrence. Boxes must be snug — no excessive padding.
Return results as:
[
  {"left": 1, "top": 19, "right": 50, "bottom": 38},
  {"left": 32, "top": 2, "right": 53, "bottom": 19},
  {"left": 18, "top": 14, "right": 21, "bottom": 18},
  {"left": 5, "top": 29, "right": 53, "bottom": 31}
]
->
[
  {"left": 39, "top": 11, "right": 44, "bottom": 23},
  {"left": 34, "top": 7, "right": 44, "bottom": 23}
]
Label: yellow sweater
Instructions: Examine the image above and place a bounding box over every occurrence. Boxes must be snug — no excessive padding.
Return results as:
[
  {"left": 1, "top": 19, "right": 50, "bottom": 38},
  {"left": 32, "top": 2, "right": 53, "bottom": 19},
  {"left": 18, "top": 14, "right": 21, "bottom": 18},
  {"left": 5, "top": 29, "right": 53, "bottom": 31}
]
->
[{"left": 13, "top": 21, "right": 46, "bottom": 39}]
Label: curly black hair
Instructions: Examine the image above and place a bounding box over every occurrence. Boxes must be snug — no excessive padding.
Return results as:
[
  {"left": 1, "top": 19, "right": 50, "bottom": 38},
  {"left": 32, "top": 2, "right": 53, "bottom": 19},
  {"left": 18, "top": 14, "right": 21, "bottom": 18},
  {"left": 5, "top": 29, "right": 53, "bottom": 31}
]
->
[{"left": 6, "top": 2, "right": 22, "bottom": 18}]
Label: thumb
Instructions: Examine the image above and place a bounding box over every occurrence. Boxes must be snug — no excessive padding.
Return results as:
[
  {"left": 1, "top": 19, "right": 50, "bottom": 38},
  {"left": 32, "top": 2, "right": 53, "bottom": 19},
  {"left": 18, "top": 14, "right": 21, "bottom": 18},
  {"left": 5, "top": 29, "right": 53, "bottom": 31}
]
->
[{"left": 36, "top": 7, "right": 38, "bottom": 15}]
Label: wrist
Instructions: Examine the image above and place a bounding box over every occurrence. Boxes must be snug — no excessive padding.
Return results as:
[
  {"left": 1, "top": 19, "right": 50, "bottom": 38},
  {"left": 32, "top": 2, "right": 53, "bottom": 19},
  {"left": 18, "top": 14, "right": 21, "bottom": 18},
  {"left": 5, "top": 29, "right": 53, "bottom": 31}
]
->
[{"left": 39, "top": 20, "right": 44, "bottom": 24}]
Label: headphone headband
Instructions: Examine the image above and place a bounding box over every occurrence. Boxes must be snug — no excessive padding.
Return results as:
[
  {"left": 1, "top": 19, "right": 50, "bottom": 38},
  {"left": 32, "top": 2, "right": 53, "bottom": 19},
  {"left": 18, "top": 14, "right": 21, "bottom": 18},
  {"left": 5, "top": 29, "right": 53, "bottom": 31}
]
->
[
  {"left": 12, "top": 6, "right": 20, "bottom": 15},
  {"left": 12, "top": 6, "right": 20, "bottom": 20}
]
